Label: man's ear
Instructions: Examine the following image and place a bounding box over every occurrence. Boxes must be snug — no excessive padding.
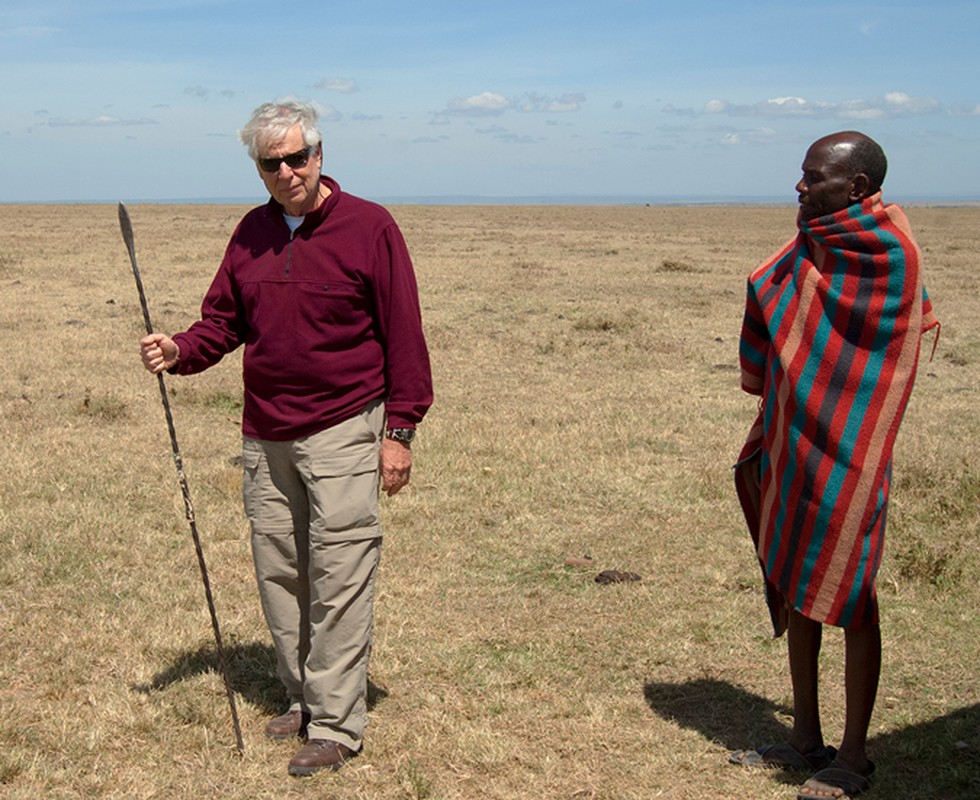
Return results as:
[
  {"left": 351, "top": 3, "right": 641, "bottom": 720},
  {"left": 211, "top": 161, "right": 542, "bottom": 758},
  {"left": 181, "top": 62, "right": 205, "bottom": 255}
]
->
[{"left": 850, "top": 173, "right": 872, "bottom": 202}]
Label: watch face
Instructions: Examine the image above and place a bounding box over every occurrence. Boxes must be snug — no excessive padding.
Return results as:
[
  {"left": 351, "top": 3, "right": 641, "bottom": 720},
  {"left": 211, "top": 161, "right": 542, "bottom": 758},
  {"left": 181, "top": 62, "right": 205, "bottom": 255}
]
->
[{"left": 387, "top": 428, "right": 415, "bottom": 443}]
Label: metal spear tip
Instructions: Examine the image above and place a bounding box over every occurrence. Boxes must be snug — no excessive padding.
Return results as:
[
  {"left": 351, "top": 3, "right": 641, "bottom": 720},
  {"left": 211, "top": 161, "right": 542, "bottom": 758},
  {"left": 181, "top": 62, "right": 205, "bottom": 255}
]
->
[{"left": 118, "top": 202, "right": 133, "bottom": 246}]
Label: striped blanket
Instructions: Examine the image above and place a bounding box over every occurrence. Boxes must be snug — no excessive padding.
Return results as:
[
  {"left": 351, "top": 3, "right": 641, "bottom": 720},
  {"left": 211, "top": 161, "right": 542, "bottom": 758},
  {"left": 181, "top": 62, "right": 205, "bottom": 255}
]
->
[{"left": 736, "top": 192, "right": 938, "bottom": 633}]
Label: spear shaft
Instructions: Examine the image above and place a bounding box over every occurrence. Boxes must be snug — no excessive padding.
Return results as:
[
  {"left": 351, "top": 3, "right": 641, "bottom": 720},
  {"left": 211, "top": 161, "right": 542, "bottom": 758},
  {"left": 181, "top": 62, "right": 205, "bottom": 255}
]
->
[{"left": 118, "top": 202, "right": 245, "bottom": 756}]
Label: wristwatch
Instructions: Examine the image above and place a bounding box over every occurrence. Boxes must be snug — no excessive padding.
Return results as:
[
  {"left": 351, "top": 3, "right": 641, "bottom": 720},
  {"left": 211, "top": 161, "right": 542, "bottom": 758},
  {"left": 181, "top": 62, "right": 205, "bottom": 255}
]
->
[{"left": 386, "top": 428, "right": 416, "bottom": 444}]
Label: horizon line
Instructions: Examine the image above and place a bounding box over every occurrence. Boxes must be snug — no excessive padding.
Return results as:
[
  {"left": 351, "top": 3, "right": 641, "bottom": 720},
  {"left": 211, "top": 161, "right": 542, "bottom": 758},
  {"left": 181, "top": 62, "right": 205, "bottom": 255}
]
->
[{"left": 6, "top": 192, "right": 980, "bottom": 207}]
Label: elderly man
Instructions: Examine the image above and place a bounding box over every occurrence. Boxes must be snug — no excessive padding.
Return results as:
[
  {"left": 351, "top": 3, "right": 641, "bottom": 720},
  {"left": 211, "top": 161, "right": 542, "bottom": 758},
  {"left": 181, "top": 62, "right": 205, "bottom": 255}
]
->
[
  {"left": 140, "top": 98, "right": 433, "bottom": 775},
  {"left": 729, "top": 131, "right": 938, "bottom": 799}
]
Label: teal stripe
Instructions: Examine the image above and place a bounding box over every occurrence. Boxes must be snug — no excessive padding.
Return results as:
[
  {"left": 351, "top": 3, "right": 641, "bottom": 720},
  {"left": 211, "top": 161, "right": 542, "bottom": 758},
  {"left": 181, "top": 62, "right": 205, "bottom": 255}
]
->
[
  {"left": 797, "top": 223, "right": 905, "bottom": 602},
  {"left": 789, "top": 246, "right": 850, "bottom": 605},
  {"left": 792, "top": 221, "right": 908, "bottom": 609},
  {"left": 761, "top": 246, "right": 823, "bottom": 578},
  {"left": 740, "top": 342, "right": 766, "bottom": 371},
  {"left": 838, "top": 482, "right": 886, "bottom": 627},
  {"left": 765, "top": 242, "right": 847, "bottom": 584},
  {"left": 807, "top": 228, "right": 907, "bottom": 609},
  {"left": 751, "top": 246, "right": 801, "bottom": 578},
  {"left": 763, "top": 248, "right": 804, "bottom": 338},
  {"left": 739, "top": 284, "right": 769, "bottom": 371}
]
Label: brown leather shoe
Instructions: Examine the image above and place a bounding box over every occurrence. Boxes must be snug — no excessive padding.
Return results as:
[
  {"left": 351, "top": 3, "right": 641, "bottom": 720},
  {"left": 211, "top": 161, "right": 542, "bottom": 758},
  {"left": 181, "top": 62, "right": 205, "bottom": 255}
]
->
[
  {"left": 264, "top": 709, "right": 309, "bottom": 740},
  {"left": 288, "top": 739, "right": 356, "bottom": 776}
]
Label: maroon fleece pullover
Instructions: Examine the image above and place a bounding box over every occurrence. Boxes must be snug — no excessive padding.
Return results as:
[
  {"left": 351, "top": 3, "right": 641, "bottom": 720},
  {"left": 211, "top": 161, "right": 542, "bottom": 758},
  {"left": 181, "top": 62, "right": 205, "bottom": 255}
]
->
[{"left": 172, "top": 176, "right": 432, "bottom": 441}]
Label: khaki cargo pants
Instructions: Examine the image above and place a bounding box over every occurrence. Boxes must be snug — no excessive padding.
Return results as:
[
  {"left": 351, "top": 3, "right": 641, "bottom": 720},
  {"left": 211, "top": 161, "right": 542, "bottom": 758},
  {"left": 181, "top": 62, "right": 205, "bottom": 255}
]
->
[{"left": 242, "top": 400, "right": 384, "bottom": 752}]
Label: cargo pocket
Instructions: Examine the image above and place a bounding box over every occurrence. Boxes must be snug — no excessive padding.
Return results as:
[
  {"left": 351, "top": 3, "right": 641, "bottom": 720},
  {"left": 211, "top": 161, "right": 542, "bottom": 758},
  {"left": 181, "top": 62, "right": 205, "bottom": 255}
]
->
[
  {"left": 241, "top": 438, "right": 265, "bottom": 523},
  {"left": 306, "top": 445, "right": 381, "bottom": 542}
]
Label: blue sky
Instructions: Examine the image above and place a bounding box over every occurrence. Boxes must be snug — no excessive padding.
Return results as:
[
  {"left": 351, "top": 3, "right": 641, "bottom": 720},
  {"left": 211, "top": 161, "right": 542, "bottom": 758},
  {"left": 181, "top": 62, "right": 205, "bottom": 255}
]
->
[{"left": 2, "top": 0, "right": 978, "bottom": 203}]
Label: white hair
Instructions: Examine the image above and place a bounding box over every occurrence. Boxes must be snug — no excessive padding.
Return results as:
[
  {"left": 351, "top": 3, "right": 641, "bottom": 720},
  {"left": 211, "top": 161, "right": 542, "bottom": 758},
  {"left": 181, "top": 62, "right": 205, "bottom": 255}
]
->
[{"left": 238, "top": 97, "right": 322, "bottom": 160}]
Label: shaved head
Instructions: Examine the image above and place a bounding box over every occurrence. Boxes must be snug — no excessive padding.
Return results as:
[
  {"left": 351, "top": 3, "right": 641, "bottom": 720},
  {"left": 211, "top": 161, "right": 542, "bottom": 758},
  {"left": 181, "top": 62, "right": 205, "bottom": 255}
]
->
[
  {"left": 813, "top": 131, "right": 888, "bottom": 193},
  {"left": 796, "top": 131, "right": 888, "bottom": 220}
]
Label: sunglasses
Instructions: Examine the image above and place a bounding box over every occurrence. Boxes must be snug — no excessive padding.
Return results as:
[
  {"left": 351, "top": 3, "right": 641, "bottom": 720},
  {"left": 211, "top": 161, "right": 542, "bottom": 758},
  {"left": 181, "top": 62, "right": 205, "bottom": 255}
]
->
[{"left": 257, "top": 146, "right": 316, "bottom": 173}]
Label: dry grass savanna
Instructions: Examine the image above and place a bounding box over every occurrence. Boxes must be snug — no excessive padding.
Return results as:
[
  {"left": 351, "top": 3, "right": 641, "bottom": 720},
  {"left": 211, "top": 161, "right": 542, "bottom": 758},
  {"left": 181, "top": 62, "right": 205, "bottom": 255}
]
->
[{"left": 0, "top": 201, "right": 977, "bottom": 800}]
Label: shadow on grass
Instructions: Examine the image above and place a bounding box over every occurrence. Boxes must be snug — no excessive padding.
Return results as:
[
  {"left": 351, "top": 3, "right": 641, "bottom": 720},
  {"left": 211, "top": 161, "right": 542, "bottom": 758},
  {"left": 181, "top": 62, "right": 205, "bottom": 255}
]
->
[
  {"left": 644, "top": 678, "right": 980, "bottom": 799},
  {"left": 132, "top": 641, "right": 390, "bottom": 716},
  {"left": 643, "top": 677, "right": 792, "bottom": 749}
]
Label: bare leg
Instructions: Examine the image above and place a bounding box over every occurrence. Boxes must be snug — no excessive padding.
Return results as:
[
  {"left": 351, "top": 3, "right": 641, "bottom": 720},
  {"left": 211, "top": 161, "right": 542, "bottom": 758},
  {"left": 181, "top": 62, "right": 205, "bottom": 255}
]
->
[
  {"left": 839, "top": 622, "right": 879, "bottom": 770},
  {"left": 787, "top": 608, "right": 825, "bottom": 754},
  {"left": 798, "top": 622, "right": 879, "bottom": 798}
]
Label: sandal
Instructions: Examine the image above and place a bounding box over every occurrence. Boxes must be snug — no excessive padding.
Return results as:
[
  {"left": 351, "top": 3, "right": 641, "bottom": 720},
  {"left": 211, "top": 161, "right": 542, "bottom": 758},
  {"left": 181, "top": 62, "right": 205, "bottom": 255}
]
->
[
  {"left": 729, "top": 742, "right": 837, "bottom": 771},
  {"left": 797, "top": 760, "right": 876, "bottom": 799}
]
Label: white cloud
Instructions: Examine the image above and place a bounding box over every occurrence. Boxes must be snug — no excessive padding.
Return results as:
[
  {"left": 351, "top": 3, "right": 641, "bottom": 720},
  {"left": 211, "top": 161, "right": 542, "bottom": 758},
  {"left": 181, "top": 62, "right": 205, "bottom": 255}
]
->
[
  {"left": 882, "top": 91, "right": 941, "bottom": 113},
  {"left": 443, "top": 90, "right": 585, "bottom": 117},
  {"left": 546, "top": 94, "right": 585, "bottom": 113},
  {"left": 669, "top": 91, "right": 944, "bottom": 120},
  {"left": 836, "top": 103, "right": 885, "bottom": 120},
  {"left": 753, "top": 96, "right": 835, "bottom": 116},
  {"left": 767, "top": 96, "right": 811, "bottom": 110},
  {"left": 719, "top": 127, "right": 779, "bottom": 146},
  {"left": 446, "top": 92, "right": 511, "bottom": 116},
  {"left": 314, "top": 77, "right": 358, "bottom": 94},
  {"left": 312, "top": 102, "right": 342, "bottom": 122},
  {"left": 517, "top": 92, "right": 586, "bottom": 113}
]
